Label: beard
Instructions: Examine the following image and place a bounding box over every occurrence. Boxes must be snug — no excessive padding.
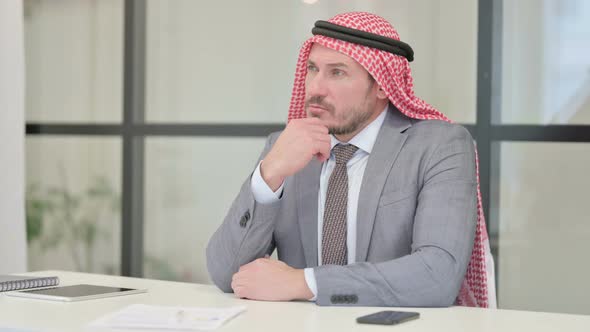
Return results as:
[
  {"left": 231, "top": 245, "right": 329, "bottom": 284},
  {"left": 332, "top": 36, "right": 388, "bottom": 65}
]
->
[
  {"left": 306, "top": 96, "right": 377, "bottom": 136},
  {"left": 327, "top": 106, "right": 374, "bottom": 135}
]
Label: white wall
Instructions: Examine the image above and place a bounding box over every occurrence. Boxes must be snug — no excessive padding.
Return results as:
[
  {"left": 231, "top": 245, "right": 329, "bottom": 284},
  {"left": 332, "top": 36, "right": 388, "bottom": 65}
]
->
[
  {"left": 145, "top": 0, "right": 477, "bottom": 123},
  {"left": 498, "top": 0, "right": 590, "bottom": 315},
  {"left": 24, "top": 0, "right": 123, "bottom": 123},
  {"left": 501, "top": 0, "right": 590, "bottom": 124},
  {"left": 24, "top": 0, "right": 123, "bottom": 275},
  {"left": 0, "top": 0, "right": 27, "bottom": 274}
]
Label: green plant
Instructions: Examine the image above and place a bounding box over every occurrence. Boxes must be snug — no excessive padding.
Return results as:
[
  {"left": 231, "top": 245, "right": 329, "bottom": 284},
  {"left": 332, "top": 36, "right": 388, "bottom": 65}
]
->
[
  {"left": 26, "top": 183, "right": 53, "bottom": 243},
  {"left": 25, "top": 173, "right": 120, "bottom": 273},
  {"left": 26, "top": 168, "right": 182, "bottom": 280}
]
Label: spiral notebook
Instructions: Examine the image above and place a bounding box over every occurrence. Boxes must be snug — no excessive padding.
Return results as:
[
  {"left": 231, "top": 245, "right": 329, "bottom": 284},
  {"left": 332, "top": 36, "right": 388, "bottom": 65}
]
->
[{"left": 0, "top": 275, "right": 59, "bottom": 292}]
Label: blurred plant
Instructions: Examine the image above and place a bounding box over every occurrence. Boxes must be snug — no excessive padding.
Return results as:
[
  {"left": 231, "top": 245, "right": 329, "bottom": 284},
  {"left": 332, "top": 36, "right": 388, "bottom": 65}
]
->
[
  {"left": 25, "top": 168, "right": 120, "bottom": 273},
  {"left": 26, "top": 165, "right": 184, "bottom": 280},
  {"left": 144, "top": 255, "right": 181, "bottom": 281}
]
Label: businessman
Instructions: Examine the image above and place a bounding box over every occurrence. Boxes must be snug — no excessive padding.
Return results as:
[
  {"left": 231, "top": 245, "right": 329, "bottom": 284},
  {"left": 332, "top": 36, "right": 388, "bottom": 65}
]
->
[{"left": 207, "top": 12, "right": 492, "bottom": 307}]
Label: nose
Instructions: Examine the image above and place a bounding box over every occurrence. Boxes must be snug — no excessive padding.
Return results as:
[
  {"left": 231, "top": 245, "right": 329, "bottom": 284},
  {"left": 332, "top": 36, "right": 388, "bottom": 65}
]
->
[{"left": 305, "top": 72, "right": 328, "bottom": 98}]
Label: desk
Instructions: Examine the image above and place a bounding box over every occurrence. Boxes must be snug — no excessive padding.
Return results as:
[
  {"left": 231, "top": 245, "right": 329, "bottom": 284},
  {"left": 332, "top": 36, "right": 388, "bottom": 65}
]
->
[{"left": 0, "top": 271, "right": 588, "bottom": 331}]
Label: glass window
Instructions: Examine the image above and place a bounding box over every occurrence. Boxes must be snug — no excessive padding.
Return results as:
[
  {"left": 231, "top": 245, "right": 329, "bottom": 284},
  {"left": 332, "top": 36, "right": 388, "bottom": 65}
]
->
[
  {"left": 26, "top": 136, "right": 122, "bottom": 275},
  {"left": 143, "top": 137, "right": 266, "bottom": 282},
  {"left": 145, "top": 0, "right": 477, "bottom": 123},
  {"left": 501, "top": 0, "right": 590, "bottom": 124},
  {"left": 498, "top": 142, "right": 590, "bottom": 315},
  {"left": 24, "top": 0, "right": 123, "bottom": 123}
]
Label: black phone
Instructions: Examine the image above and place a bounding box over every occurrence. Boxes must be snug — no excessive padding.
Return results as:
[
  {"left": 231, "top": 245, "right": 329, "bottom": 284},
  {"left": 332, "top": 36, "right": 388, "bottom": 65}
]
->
[{"left": 356, "top": 310, "right": 420, "bottom": 325}]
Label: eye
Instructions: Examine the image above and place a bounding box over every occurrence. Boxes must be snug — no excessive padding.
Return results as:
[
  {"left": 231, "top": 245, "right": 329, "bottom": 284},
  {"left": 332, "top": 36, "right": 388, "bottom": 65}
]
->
[
  {"left": 331, "top": 69, "right": 345, "bottom": 77},
  {"left": 307, "top": 64, "right": 318, "bottom": 72}
]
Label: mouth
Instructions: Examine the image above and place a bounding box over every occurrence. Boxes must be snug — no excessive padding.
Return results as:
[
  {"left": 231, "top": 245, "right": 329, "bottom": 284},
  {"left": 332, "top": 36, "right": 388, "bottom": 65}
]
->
[{"left": 307, "top": 104, "right": 329, "bottom": 115}]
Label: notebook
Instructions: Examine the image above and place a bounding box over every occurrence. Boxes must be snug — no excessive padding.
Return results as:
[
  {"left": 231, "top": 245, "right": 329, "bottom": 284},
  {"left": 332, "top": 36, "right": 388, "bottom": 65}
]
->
[{"left": 0, "top": 275, "right": 59, "bottom": 292}]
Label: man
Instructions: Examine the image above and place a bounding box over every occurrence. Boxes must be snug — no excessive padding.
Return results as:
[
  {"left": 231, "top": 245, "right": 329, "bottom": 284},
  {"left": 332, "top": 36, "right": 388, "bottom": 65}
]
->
[{"left": 207, "top": 12, "right": 493, "bottom": 307}]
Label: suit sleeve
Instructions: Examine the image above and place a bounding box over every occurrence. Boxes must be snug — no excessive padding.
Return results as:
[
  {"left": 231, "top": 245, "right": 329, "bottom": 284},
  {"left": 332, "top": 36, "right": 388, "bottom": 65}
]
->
[
  {"left": 206, "top": 133, "right": 281, "bottom": 292},
  {"left": 313, "top": 125, "right": 478, "bottom": 307}
]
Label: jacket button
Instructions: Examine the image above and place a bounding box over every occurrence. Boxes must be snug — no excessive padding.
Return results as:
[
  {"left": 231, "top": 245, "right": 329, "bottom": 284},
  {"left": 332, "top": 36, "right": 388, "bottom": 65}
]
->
[
  {"left": 239, "top": 210, "right": 251, "bottom": 227},
  {"left": 239, "top": 215, "right": 248, "bottom": 227}
]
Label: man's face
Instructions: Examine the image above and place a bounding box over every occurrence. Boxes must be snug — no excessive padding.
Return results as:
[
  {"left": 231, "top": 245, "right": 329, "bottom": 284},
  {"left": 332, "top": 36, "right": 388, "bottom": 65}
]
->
[{"left": 305, "top": 44, "right": 386, "bottom": 138}]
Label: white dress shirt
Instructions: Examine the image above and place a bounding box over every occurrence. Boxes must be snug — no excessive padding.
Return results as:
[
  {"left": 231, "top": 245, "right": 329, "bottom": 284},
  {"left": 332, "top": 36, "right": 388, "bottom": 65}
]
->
[{"left": 251, "top": 107, "right": 388, "bottom": 300}]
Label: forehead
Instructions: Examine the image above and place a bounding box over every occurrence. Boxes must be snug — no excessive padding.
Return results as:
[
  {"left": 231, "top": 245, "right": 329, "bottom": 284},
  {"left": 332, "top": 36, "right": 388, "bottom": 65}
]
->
[{"left": 308, "top": 43, "right": 361, "bottom": 68}]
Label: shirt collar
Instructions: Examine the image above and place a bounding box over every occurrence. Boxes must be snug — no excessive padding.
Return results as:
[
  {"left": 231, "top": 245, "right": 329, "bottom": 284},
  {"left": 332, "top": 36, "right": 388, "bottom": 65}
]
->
[{"left": 330, "top": 104, "right": 389, "bottom": 154}]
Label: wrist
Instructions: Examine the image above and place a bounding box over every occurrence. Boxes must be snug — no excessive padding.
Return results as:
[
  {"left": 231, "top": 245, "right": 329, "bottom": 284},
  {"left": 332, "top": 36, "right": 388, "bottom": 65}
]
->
[
  {"left": 292, "top": 269, "right": 314, "bottom": 300},
  {"left": 260, "top": 159, "right": 285, "bottom": 191}
]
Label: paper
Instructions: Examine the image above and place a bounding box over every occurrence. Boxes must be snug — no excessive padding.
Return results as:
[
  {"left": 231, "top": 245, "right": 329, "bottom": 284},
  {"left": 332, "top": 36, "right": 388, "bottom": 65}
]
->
[{"left": 88, "top": 304, "right": 246, "bottom": 330}]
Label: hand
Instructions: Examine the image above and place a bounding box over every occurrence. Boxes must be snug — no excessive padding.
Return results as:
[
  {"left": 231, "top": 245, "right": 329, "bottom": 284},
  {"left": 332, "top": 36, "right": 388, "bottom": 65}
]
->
[
  {"left": 261, "top": 118, "right": 330, "bottom": 191},
  {"left": 231, "top": 257, "right": 314, "bottom": 301}
]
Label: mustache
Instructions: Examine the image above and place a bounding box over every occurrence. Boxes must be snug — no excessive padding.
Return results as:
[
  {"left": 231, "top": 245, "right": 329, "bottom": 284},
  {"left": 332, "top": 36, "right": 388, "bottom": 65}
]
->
[{"left": 305, "top": 96, "right": 335, "bottom": 112}]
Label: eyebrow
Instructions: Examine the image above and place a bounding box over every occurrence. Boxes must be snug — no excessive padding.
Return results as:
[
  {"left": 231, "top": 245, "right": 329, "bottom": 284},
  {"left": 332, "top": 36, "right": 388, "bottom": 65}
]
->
[{"left": 307, "top": 60, "right": 349, "bottom": 68}]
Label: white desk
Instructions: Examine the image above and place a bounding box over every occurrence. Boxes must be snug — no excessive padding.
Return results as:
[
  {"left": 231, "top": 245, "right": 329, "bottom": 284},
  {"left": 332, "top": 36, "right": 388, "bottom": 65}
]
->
[{"left": 0, "top": 271, "right": 588, "bottom": 331}]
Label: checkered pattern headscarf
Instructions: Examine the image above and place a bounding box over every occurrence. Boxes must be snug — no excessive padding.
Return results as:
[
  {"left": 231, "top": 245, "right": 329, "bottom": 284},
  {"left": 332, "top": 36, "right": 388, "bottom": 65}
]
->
[{"left": 287, "top": 12, "right": 494, "bottom": 308}]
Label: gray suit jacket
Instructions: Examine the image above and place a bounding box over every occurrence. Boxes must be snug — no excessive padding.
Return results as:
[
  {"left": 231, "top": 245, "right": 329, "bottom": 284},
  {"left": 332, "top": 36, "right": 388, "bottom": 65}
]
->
[{"left": 206, "top": 107, "right": 477, "bottom": 307}]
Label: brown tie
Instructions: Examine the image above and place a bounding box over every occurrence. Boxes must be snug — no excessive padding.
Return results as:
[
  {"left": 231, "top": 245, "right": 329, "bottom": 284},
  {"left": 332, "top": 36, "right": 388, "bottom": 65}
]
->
[{"left": 322, "top": 144, "right": 358, "bottom": 265}]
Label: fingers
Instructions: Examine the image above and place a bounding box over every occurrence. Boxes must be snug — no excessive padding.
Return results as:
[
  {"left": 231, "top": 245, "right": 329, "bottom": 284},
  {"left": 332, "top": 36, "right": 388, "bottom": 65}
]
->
[
  {"left": 315, "top": 152, "right": 328, "bottom": 163},
  {"left": 232, "top": 271, "right": 242, "bottom": 285},
  {"left": 310, "top": 132, "right": 330, "bottom": 142},
  {"left": 309, "top": 126, "right": 329, "bottom": 137},
  {"left": 238, "top": 257, "right": 267, "bottom": 274},
  {"left": 308, "top": 132, "right": 331, "bottom": 154},
  {"left": 267, "top": 118, "right": 331, "bottom": 179},
  {"left": 238, "top": 263, "right": 253, "bottom": 273},
  {"left": 231, "top": 271, "right": 249, "bottom": 298},
  {"left": 298, "top": 117, "right": 324, "bottom": 125},
  {"left": 232, "top": 267, "right": 260, "bottom": 299},
  {"left": 313, "top": 139, "right": 332, "bottom": 162},
  {"left": 231, "top": 273, "right": 241, "bottom": 293},
  {"left": 307, "top": 123, "right": 329, "bottom": 135},
  {"left": 232, "top": 284, "right": 248, "bottom": 299},
  {"left": 290, "top": 117, "right": 329, "bottom": 135},
  {"left": 234, "top": 264, "right": 252, "bottom": 290}
]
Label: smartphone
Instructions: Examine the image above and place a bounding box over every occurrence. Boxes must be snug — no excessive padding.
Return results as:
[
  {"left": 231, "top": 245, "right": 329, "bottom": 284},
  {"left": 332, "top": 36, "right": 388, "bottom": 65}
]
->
[{"left": 356, "top": 310, "right": 419, "bottom": 325}]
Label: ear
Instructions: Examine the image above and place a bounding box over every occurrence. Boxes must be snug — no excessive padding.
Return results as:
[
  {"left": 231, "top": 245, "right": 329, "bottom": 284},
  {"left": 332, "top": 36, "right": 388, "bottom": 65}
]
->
[{"left": 376, "top": 86, "right": 387, "bottom": 100}]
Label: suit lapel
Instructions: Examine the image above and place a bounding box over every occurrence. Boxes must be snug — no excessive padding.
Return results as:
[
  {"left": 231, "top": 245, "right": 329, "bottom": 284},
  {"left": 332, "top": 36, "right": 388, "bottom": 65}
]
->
[
  {"left": 355, "top": 109, "right": 412, "bottom": 262},
  {"left": 296, "top": 158, "right": 322, "bottom": 267}
]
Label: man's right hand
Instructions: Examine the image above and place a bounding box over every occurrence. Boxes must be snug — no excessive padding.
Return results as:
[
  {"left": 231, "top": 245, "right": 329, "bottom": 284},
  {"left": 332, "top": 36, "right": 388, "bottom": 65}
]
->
[{"left": 260, "top": 117, "right": 330, "bottom": 191}]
